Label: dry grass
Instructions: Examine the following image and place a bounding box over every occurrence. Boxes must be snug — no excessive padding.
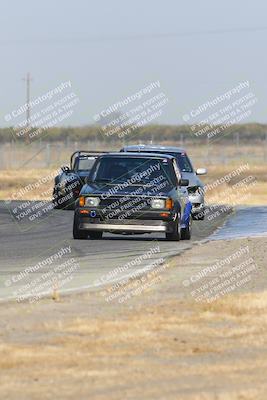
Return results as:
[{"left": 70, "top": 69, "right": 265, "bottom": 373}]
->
[
  {"left": 1, "top": 291, "right": 267, "bottom": 399},
  {"left": 201, "top": 164, "right": 267, "bottom": 205},
  {"left": 202, "top": 291, "right": 267, "bottom": 316},
  {"left": 0, "top": 168, "right": 55, "bottom": 200}
]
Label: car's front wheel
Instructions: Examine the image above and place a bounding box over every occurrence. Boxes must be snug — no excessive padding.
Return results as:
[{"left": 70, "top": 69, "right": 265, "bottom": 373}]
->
[
  {"left": 166, "top": 219, "right": 181, "bottom": 241},
  {"left": 53, "top": 190, "right": 70, "bottom": 210},
  {"left": 73, "top": 217, "right": 88, "bottom": 239},
  {"left": 192, "top": 210, "right": 205, "bottom": 220},
  {"left": 181, "top": 216, "right": 192, "bottom": 240}
]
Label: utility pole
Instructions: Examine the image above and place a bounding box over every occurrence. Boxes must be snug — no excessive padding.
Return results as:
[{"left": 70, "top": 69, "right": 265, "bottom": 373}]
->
[
  {"left": 23, "top": 72, "right": 32, "bottom": 129},
  {"left": 235, "top": 131, "right": 240, "bottom": 152}
]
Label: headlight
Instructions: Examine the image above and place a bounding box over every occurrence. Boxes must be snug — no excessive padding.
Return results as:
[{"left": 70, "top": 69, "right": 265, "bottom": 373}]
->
[
  {"left": 85, "top": 197, "right": 100, "bottom": 207},
  {"left": 151, "top": 199, "right": 166, "bottom": 209}
]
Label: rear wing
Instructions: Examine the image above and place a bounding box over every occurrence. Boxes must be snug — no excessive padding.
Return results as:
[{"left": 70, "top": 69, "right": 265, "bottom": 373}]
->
[{"left": 70, "top": 150, "right": 108, "bottom": 169}]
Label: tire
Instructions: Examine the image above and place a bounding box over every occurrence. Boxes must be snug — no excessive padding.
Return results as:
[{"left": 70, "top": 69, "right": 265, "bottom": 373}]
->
[
  {"left": 53, "top": 190, "right": 75, "bottom": 210},
  {"left": 52, "top": 189, "right": 63, "bottom": 209},
  {"left": 53, "top": 201, "right": 62, "bottom": 210},
  {"left": 193, "top": 212, "right": 205, "bottom": 221},
  {"left": 73, "top": 217, "right": 88, "bottom": 239},
  {"left": 88, "top": 231, "right": 103, "bottom": 240},
  {"left": 181, "top": 216, "right": 192, "bottom": 240},
  {"left": 53, "top": 189, "right": 68, "bottom": 210},
  {"left": 166, "top": 218, "right": 181, "bottom": 241}
]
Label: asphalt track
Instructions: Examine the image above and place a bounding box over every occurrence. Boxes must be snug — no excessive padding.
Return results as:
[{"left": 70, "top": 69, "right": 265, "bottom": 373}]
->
[
  {"left": 0, "top": 200, "right": 225, "bottom": 301},
  {"left": 210, "top": 206, "right": 267, "bottom": 240},
  {"left": 1, "top": 201, "right": 266, "bottom": 302}
]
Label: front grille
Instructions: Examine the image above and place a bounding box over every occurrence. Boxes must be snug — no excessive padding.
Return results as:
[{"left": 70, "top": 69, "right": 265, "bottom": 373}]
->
[{"left": 100, "top": 195, "right": 151, "bottom": 219}]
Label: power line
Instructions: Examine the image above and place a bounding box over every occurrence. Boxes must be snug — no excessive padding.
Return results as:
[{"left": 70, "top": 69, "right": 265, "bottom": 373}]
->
[{"left": 1, "top": 26, "right": 267, "bottom": 45}]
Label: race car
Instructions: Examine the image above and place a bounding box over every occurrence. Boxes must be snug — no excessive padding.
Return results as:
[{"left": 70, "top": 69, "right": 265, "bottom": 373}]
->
[
  {"left": 120, "top": 145, "right": 207, "bottom": 220},
  {"left": 53, "top": 151, "right": 105, "bottom": 209},
  {"left": 73, "top": 152, "right": 192, "bottom": 240}
]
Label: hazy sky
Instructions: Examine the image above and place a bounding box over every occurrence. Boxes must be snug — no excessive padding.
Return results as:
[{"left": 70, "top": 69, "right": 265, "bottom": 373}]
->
[{"left": 1, "top": 0, "right": 267, "bottom": 127}]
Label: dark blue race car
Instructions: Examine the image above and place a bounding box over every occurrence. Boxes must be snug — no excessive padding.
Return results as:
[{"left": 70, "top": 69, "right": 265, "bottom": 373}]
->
[{"left": 73, "top": 152, "right": 192, "bottom": 241}]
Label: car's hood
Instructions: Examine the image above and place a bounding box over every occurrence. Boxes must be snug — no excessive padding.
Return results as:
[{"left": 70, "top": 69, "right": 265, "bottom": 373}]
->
[
  {"left": 80, "top": 183, "right": 169, "bottom": 197},
  {"left": 181, "top": 172, "right": 203, "bottom": 188}
]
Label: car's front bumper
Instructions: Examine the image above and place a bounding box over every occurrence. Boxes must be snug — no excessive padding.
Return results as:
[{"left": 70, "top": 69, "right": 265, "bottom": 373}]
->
[
  {"left": 191, "top": 202, "right": 205, "bottom": 215},
  {"left": 80, "top": 220, "right": 169, "bottom": 233},
  {"left": 189, "top": 193, "right": 205, "bottom": 215},
  {"left": 76, "top": 208, "right": 177, "bottom": 234}
]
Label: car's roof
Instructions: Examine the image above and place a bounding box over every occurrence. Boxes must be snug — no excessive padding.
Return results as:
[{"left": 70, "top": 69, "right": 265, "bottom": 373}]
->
[
  {"left": 98, "top": 152, "right": 175, "bottom": 160},
  {"left": 121, "top": 144, "right": 186, "bottom": 153}
]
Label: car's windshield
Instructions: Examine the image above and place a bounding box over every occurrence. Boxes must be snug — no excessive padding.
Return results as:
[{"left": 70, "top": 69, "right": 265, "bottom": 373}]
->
[
  {"left": 91, "top": 157, "right": 175, "bottom": 187},
  {"left": 124, "top": 150, "right": 193, "bottom": 173},
  {"left": 75, "top": 157, "right": 97, "bottom": 171},
  {"left": 149, "top": 152, "right": 193, "bottom": 173}
]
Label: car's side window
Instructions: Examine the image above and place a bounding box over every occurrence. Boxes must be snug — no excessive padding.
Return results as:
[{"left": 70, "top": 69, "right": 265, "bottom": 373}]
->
[
  {"left": 172, "top": 159, "right": 181, "bottom": 183},
  {"left": 73, "top": 157, "right": 79, "bottom": 171}
]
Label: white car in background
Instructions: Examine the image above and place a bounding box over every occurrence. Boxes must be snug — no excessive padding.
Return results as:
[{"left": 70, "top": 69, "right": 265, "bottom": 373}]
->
[{"left": 120, "top": 144, "right": 207, "bottom": 220}]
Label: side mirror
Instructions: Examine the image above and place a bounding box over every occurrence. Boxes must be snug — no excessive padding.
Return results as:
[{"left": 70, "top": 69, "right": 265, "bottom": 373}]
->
[
  {"left": 179, "top": 178, "right": 189, "bottom": 187},
  {"left": 61, "top": 165, "right": 70, "bottom": 173},
  {"left": 196, "top": 168, "right": 207, "bottom": 176}
]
